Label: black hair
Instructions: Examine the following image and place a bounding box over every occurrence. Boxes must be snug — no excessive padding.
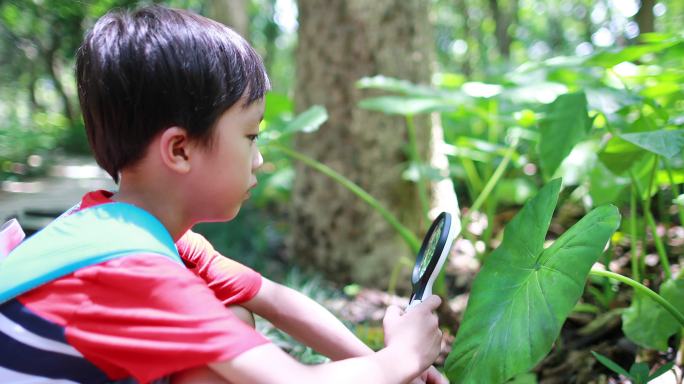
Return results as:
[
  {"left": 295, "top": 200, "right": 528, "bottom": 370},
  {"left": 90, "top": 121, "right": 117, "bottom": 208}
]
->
[{"left": 76, "top": 5, "right": 270, "bottom": 182}]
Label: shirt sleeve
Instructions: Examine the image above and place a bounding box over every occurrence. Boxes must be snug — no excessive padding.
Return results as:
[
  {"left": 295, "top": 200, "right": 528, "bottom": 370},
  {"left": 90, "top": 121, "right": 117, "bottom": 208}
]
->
[
  {"left": 176, "top": 230, "right": 262, "bottom": 306},
  {"left": 23, "top": 255, "right": 270, "bottom": 383}
]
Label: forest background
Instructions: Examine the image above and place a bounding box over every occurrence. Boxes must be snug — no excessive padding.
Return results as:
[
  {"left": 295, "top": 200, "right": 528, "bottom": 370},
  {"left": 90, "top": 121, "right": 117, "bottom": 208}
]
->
[{"left": 1, "top": 0, "right": 683, "bottom": 382}]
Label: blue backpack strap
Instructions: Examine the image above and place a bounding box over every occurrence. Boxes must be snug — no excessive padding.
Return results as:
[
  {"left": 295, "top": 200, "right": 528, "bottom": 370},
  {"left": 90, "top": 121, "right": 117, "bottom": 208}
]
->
[{"left": 0, "top": 202, "right": 183, "bottom": 304}]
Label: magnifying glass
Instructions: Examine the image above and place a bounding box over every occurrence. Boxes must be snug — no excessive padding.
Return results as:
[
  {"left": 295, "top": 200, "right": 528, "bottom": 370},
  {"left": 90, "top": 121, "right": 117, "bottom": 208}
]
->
[{"left": 407, "top": 212, "right": 458, "bottom": 310}]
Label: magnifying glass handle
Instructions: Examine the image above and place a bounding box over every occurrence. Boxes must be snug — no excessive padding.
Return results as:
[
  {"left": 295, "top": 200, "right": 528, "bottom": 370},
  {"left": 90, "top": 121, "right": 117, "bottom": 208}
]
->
[
  {"left": 406, "top": 284, "right": 433, "bottom": 311},
  {"left": 406, "top": 298, "right": 422, "bottom": 310}
]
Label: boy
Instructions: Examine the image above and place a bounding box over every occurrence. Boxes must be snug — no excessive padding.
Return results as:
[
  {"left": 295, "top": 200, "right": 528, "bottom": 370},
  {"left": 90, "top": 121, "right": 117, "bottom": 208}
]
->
[{"left": 0, "top": 6, "right": 447, "bottom": 384}]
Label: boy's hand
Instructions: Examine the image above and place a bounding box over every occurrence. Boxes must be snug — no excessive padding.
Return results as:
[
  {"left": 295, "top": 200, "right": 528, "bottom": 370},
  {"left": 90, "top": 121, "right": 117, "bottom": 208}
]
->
[
  {"left": 382, "top": 295, "right": 443, "bottom": 375},
  {"left": 414, "top": 366, "right": 449, "bottom": 384}
]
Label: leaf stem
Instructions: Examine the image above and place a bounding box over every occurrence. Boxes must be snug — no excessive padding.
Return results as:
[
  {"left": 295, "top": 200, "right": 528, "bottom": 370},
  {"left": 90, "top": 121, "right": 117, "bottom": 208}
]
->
[
  {"left": 630, "top": 163, "right": 671, "bottom": 280},
  {"left": 630, "top": 171, "right": 649, "bottom": 276},
  {"left": 663, "top": 158, "right": 684, "bottom": 226},
  {"left": 643, "top": 157, "right": 671, "bottom": 279},
  {"left": 630, "top": 184, "right": 640, "bottom": 282},
  {"left": 462, "top": 135, "right": 519, "bottom": 232},
  {"left": 270, "top": 144, "right": 421, "bottom": 253},
  {"left": 589, "top": 269, "right": 684, "bottom": 328},
  {"left": 646, "top": 210, "right": 671, "bottom": 279},
  {"left": 387, "top": 256, "right": 413, "bottom": 295},
  {"left": 461, "top": 157, "right": 483, "bottom": 199}
]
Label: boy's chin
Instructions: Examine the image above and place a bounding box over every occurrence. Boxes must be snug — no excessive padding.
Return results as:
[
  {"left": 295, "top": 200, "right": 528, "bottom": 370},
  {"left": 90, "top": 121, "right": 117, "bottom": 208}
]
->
[
  {"left": 221, "top": 207, "right": 241, "bottom": 222},
  {"left": 202, "top": 206, "right": 241, "bottom": 223}
]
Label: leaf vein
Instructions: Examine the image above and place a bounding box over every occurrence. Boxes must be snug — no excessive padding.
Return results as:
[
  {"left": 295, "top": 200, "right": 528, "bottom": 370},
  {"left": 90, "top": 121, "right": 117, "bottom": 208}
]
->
[{"left": 540, "top": 265, "right": 582, "bottom": 289}]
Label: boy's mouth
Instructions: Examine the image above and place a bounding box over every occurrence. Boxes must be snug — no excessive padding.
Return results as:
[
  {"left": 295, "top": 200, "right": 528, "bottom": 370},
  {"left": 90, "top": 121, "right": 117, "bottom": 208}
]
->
[{"left": 245, "top": 183, "right": 257, "bottom": 199}]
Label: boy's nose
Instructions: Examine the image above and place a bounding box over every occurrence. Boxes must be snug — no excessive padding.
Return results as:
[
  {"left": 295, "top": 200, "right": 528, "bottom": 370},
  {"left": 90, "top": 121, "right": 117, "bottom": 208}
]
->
[{"left": 253, "top": 150, "right": 264, "bottom": 170}]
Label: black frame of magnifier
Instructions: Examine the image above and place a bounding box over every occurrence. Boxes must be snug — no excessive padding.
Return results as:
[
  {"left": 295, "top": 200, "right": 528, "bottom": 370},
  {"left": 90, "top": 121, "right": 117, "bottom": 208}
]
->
[{"left": 409, "top": 212, "right": 452, "bottom": 303}]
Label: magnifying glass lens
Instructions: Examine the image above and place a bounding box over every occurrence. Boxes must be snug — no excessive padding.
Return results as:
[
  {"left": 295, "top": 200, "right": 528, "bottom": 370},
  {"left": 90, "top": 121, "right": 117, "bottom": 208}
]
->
[{"left": 418, "top": 222, "right": 443, "bottom": 277}]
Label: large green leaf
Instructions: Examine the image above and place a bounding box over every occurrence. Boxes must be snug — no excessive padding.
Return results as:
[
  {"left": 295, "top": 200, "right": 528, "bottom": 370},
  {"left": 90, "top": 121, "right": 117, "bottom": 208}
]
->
[
  {"left": 358, "top": 96, "right": 459, "bottom": 115},
  {"left": 284, "top": 106, "right": 328, "bottom": 134},
  {"left": 629, "top": 362, "right": 650, "bottom": 384},
  {"left": 507, "top": 373, "right": 537, "bottom": 384},
  {"left": 538, "top": 92, "right": 592, "bottom": 179},
  {"left": 589, "top": 162, "right": 629, "bottom": 206},
  {"left": 622, "top": 277, "right": 684, "bottom": 351},
  {"left": 495, "top": 178, "right": 538, "bottom": 206},
  {"left": 585, "top": 87, "right": 642, "bottom": 115},
  {"left": 554, "top": 141, "right": 598, "bottom": 186},
  {"left": 445, "top": 179, "right": 620, "bottom": 383},
  {"left": 264, "top": 92, "right": 293, "bottom": 121},
  {"left": 453, "top": 136, "right": 520, "bottom": 160},
  {"left": 619, "top": 130, "right": 684, "bottom": 159},
  {"left": 356, "top": 75, "right": 440, "bottom": 97},
  {"left": 641, "top": 82, "right": 682, "bottom": 98},
  {"left": 261, "top": 106, "right": 328, "bottom": 143},
  {"left": 586, "top": 42, "right": 678, "bottom": 68},
  {"left": 631, "top": 154, "right": 660, "bottom": 200},
  {"left": 502, "top": 82, "right": 568, "bottom": 104},
  {"left": 597, "top": 136, "right": 645, "bottom": 175}
]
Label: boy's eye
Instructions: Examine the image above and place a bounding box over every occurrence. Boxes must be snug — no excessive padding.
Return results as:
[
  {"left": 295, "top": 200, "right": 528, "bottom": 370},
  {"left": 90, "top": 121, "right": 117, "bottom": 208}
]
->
[{"left": 247, "top": 134, "right": 259, "bottom": 142}]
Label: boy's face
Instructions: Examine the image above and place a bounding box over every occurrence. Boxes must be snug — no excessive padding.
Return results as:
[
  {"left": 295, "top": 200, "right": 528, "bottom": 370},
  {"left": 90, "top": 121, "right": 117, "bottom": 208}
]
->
[{"left": 189, "top": 97, "right": 265, "bottom": 222}]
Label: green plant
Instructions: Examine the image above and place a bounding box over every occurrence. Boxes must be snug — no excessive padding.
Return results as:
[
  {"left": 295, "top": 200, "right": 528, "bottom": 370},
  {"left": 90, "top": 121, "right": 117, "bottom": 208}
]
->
[
  {"left": 591, "top": 351, "right": 674, "bottom": 384},
  {"left": 620, "top": 270, "right": 684, "bottom": 351},
  {"left": 443, "top": 179, "right": 684, "bottom": 383},
  {"left": 256, "top": 268, "right": 335, "bottom": 364},
  {"left": 262, "top": 100, "right": 684, "bottom": 378},
  {"left": 262, "top": 32, "right": 684, "bottom": 381},
  {"left": 357, "top": 33, "right": 684, "bottom": 375},
  {"left": 444, "top": 179, "right": 621, "bottom": 382},
  {"left": 580, "top": 35, "right": 684, "bottom": 353}
]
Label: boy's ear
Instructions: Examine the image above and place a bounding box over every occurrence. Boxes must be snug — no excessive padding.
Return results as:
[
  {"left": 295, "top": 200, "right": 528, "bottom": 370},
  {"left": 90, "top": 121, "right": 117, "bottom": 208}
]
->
[{"left": 158, "top": 127, "right": 192, "bottom": 174}]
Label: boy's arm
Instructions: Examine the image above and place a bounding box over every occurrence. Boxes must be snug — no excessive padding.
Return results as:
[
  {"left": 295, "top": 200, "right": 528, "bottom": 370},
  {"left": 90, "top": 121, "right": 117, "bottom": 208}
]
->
[
  {"left": 242, "top": 277, "right": 373, "bottom": 360},
  {"left": 211, "top": 296, "right": 442, "bottom": 384},
  {"left": 210, "top": 341, "right": 414, "bottom": 384}
]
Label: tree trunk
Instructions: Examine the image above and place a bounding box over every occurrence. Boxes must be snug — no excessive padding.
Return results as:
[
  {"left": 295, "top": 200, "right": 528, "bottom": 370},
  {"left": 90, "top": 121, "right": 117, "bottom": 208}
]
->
[
  {"left": 291, "top": 0, "right": 456, "bottom": 288},
  {"left": 487, "top": 0, "right": 515, "bottom": 59},
  {"left": 582, "top": 3, "right": 593, "bottom": 44},
  {"left": 208, "top": 0, "right": 250, "bottom": 40},
  {"left": 45, "top": 49, "right": 75, "bottom": 128},
  {"left": 260, "top": 0, "right": 279, "bottom": 76},
  {"left": 27, "top": 62, "right": 42, "bottom": 114},
  {"left": 635, "top": 0, "right": 655, "bottom": 35},
  {"left": 455, "top": 0, "right": 472, "bottom": 77}
]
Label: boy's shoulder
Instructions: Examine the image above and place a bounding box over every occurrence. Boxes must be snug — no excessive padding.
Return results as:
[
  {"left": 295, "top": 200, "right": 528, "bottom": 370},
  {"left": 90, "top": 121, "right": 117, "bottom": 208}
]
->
[{"left": 0, "top": 197, "right": 183, "bottom": 304}]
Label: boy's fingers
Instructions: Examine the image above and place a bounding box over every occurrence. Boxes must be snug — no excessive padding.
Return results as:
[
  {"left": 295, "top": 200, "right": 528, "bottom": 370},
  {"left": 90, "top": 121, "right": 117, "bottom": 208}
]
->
[
  {"left": 425, "top": 366, "right": 448, "bottom": 384},
  {"left": 385, "top": 304, "right": 403, "bottom": 318},
  {"left": 416, "top": 295, "right": 441, "bottom": 311},
  {"left": 383, "top": 305, "right": 403, "bottom": 326}
]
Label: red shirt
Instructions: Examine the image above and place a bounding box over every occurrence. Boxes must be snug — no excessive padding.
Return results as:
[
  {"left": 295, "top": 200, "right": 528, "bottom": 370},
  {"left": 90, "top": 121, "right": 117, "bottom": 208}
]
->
[{"left": 17, "top": 190, "right": 269, "bottom": 383}]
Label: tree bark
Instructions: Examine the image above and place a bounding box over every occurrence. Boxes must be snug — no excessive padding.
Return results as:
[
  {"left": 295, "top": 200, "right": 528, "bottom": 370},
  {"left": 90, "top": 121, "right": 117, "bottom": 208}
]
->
[
  {"left": 27, "top": 62, "right": 42, "bottom": 114},
  {"left": 291, "top": 0, "right": 456, "bottom": 288},
  {"left": 635, "top": 0, "right": 655, "bottom": 35},
  {"left": 44, "top": 37, "right": 75, "bottom": 127},
  {"left": 208, "top": 0, "right": 250, "bottom": 40},
  {"left": 455, "top": 0, "right": 472, "bottom": 77},
  {"left": 487, "top": 0, "right": 515, "bottom": 59}
]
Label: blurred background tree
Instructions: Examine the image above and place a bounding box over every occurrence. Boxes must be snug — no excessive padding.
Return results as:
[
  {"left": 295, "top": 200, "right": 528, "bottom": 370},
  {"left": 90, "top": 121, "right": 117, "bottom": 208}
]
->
[{"left": 290, "top": 0, "right": 458, "bottom": 287}]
